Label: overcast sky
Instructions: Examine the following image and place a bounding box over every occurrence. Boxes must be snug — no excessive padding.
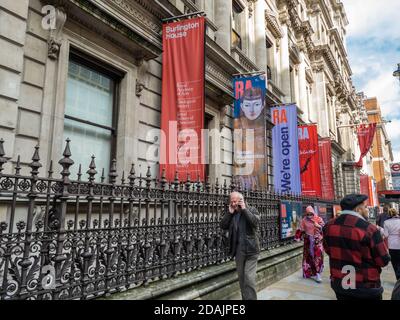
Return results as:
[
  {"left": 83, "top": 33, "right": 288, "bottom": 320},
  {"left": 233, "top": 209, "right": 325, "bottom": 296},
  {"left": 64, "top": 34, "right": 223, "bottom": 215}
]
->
[{"left": 342, "top": 0, "right": 400, "bottom": 162}]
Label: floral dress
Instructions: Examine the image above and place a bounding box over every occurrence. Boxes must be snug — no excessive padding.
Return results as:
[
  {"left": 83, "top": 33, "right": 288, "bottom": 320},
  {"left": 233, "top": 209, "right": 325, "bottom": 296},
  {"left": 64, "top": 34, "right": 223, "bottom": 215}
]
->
[{"left": 295, "top": 216, "right": 325, "bottom": 278}]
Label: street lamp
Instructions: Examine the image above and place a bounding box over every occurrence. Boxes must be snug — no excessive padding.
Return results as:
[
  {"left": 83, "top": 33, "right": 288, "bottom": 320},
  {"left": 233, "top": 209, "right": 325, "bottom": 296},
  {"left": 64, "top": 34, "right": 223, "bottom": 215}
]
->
[{"left": 394, "top": 63, "right": 400, "bottom": 85}]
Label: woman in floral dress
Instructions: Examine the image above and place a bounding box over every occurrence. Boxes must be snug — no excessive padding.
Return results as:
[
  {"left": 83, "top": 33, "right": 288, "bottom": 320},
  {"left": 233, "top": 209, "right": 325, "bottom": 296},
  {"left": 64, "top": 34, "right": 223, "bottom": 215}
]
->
[{"left": 295, "top": 206, "right": 325, "bottom": 283}]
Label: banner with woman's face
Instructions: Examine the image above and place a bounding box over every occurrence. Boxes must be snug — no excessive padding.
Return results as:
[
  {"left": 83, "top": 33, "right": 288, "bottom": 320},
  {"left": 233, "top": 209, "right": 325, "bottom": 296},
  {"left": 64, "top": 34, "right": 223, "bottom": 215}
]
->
[{"left": 232, "top": 75, "right": 267, "bottom": 190}]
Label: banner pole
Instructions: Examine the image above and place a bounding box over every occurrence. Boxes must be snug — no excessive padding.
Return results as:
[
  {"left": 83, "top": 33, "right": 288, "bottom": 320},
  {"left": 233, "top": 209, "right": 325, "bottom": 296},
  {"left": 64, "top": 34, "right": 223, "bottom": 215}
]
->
[
  {"left": 232, "top": 71, "right": 265, "bottom": 77},
  {"left": 162, "top": 11, "right": 205, "bottom": 23}
]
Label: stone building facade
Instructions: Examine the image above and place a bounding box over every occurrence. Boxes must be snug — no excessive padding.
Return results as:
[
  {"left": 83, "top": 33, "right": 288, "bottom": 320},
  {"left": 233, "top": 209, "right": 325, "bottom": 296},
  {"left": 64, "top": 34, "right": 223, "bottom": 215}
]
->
[
  {"left": 364, "top": 96, "right": 394, "bottom": 192},
  {"left": 0, "top": 0, "right": 362, "bottom": 196}
]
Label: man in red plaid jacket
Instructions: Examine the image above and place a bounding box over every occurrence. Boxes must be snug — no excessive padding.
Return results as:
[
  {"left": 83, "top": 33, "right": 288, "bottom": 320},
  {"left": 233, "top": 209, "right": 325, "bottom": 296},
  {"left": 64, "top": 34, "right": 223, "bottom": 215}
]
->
[{"left": 323, "top": 194, "right": 391, "bottom": 300}]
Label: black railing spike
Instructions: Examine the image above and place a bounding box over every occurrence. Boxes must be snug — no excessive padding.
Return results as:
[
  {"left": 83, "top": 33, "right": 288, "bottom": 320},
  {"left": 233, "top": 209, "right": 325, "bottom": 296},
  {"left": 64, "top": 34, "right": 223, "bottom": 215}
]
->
[
  {"left": 30, "top": 145, "right": 42, "bottom": 177},
  {"left": 15, "top": 155, "right": 21, "bottom": 176},
  {"left": 48, "top": 160, "right": 53, "bottom": 178},
  {"left": 128, "top": 163, "right": 136, "bottom": 185},
  {"left": 77, "top": 164, "right": 82, "bottom": 181},
  {"left": 185, "top": 173, "right": 191, "bottom": 191},
  {"left": 146, "top": 166, "right": 152, "bottom": 179},
  {"left": 101, "top": 168, "right": 105, "bottom": 183},
  {"left": 108, "top": 159, "right": 118, "bottom": 184},
  {"left": 205, "top": 175, "right": 210, "bottom": 192},
  {"left": 161, "top": 168, "right": 167, "bottom": 190},
  {"left": 62, "top": 138, "right": 72, "bottom": 158},
  {"left": 0, "top": 139, "right": 6, "bottom": 175},
  {"left": 87, "top": 156, "right": 97, "bottom": 183},
  {"left": 59, "top": 139, "right": 74, "bottom": 183},
  {"left": 0, "top": 138, "right": 5, "bottom": 157}
]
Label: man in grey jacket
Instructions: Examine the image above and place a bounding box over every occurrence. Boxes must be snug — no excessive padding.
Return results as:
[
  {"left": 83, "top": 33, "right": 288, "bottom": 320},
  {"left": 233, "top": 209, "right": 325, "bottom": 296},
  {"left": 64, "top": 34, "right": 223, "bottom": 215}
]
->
[{"left": 220, "top": 191, "right": 260, "bottom": 300}]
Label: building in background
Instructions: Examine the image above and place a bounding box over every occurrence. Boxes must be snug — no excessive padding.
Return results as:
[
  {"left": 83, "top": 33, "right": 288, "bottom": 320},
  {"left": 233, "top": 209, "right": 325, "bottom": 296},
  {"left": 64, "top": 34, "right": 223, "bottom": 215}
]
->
[
  {"left": 364, "top": 97, "right": 394, "bottom": 192},
  {"left": 0, "top": 0, "right": 363, "bottom": 197},
  {"left": 355, "top": 92, "right": 379, "bottom": 208}
]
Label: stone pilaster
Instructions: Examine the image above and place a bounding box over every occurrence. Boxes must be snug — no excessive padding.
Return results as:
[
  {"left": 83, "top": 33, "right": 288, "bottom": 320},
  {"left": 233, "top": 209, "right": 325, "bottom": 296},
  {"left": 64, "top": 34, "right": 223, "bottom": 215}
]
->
[
  {"left": 214, "top": 0, "right": 232, "bottom": 54},
  {"left": 254, "top": 0, "right": 267, "bottom": 76},
  {"left": 0, "top": 0, "right": 30, "bottom": 173},
  {"left": 298, "top": 51, "right": 308, "bottom": 121},
  {"left": 312, "top": 71, "right": 330, "bottom": 137},
  {"left": 279, "top": 22, "right": 290, "bottom": 102}
]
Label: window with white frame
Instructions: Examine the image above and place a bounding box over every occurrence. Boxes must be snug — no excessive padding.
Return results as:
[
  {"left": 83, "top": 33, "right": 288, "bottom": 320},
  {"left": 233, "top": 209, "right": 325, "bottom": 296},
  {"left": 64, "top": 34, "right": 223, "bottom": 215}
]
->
[{"left": 63, "top": 50, "right": 122, "bottom": 180}]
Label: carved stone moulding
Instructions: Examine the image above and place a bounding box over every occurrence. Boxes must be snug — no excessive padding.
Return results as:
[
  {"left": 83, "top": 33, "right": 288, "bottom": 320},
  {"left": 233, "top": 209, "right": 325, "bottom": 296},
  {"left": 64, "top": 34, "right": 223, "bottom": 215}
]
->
[{"left": 44, "top": 0, "right": 163, "bottom": 61}]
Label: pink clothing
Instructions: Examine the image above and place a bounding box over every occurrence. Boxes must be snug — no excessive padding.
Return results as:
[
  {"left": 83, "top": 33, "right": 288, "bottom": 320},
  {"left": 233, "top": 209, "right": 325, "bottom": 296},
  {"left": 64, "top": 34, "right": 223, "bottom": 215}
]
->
[{"left": 300, "top": 206, "right": 325, "bottom": 238}]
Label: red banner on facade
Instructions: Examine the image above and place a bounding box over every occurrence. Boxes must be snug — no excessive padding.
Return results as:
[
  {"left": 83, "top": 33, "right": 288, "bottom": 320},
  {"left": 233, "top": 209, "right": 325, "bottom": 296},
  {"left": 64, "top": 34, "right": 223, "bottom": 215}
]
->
[
  {"left": 355, "top": 123, "right": 377, "bottom": 167},
  {"left": 318, "top": 138, "right": 335, "bottom": 200},
  {"left": 360, "top": 174, "right": 370, "bottom": 202},
  {"left": 160, "top": 17, "right": 205, "bottom": 181},
  {"left": 298, "top": 125, "right": 322, "bottom": 197}
]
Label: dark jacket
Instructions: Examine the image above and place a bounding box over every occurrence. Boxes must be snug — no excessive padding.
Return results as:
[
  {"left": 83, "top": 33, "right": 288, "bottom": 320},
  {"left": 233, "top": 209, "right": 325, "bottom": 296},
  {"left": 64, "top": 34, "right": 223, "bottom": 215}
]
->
[
  {"left": 220, "top": 205, "right": 260, "bottom": 257},
  {"left": 323, "top": 212, "right": 390, "bottom": 298},
  {"left": 377, "top": 211, "right": 390, "bottom": 228},
  {"left": 392, "top": 279, "right": 400, "bottom": 300}
]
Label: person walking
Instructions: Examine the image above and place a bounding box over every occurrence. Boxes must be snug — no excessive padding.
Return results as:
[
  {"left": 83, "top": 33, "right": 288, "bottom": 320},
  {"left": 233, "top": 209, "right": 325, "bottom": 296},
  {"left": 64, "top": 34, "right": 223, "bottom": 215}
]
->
[
  {"left": 384, "top": 208, "right": 400, "bottom": 280},
  {"left": 295, "top": 206, "right": 325, "bottom": 283},
  {"left": 377, "top": 204, "right": 391, "bottom": 228},
  {"left": 323, "top": 194, "right": 390, "bottom": 300},
  {"left": 220, "top": 191, "right": 260, "bottom": 300}
]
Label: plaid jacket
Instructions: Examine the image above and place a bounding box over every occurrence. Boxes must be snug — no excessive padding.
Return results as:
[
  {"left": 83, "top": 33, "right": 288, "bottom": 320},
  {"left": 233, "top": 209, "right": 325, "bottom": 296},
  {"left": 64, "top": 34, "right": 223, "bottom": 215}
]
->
[{"left": 323, "top": 211, "right": 390, "bottom": 291}]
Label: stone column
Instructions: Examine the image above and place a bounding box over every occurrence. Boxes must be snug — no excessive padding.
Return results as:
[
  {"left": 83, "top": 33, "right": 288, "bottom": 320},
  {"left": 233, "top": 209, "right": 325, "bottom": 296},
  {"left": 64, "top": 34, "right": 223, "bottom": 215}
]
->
[
  {"left": 0, "top": 0, "right": 30, "bottom": 173},
  {"left": 280, "top": 23, "right": 291, "bottom": 103},
  {"left": 298, "top": 51, "right": 308, "bottom": 120},
  {"left": 214, "top": 0, "right": 232, "bottom": 54},
  {"left": 254, "top": 0, "right": 267, "bottom": 75},
  {"left": 313, "top": 70, "right": 329, "bottom": 137}
]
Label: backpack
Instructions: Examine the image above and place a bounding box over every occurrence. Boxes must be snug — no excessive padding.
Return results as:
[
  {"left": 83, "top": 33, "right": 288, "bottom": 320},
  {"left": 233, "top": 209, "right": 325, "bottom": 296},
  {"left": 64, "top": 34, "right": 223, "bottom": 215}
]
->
[{"left": 392, "top": 279, "right": 400, "bottom": 300}]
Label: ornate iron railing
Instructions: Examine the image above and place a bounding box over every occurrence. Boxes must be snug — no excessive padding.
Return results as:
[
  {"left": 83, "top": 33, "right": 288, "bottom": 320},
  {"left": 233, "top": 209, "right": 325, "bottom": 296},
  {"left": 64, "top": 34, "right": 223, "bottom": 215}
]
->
[{"left": 0, "top": 139, "right": 336, "bottom": 300}]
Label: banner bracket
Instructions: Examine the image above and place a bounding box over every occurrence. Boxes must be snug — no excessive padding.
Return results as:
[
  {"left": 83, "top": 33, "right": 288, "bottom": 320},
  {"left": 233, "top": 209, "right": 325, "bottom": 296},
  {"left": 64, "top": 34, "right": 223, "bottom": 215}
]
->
[
  {"left": 232, "top": 71, "right": 265, "bottom": 77},
  {"left": 162, "top": 11, "right": 206, "bottom": 23}
]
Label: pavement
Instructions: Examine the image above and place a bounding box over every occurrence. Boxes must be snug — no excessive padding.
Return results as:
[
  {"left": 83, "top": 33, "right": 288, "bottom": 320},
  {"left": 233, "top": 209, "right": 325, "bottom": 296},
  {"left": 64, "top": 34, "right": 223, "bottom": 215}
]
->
[{"left": 256, "top": 258, "right": 397, "bottom": 300}]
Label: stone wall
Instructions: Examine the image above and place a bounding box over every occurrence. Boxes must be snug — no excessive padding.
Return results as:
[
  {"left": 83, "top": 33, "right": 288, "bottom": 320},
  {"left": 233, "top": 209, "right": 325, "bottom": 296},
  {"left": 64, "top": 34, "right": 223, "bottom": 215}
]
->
[{"left": 101, "top": 243, "right": 303, "bottom": 300}]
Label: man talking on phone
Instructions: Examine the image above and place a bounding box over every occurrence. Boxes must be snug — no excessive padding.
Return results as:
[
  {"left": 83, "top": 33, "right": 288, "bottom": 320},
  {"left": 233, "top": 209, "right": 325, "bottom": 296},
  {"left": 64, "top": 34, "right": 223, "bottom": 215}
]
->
[{"left": 220, "top": 191, "right": 260, "bottom": 300}]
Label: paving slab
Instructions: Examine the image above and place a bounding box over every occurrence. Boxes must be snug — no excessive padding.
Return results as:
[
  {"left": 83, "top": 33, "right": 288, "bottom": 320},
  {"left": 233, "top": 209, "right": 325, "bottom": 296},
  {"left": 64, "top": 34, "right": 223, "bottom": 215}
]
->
[{"left": 230, "top": 257, "right": 397, "bottom": 300}]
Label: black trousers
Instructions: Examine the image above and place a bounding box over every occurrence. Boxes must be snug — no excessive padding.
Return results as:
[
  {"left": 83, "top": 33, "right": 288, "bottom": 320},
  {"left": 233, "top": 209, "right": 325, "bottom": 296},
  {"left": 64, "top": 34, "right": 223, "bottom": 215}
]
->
[
  {"left": 389, "top": 249, "right": 400, "bottom": 281},
  {"left": 335, "top": 292, "right": 382, "bottom": 300}
]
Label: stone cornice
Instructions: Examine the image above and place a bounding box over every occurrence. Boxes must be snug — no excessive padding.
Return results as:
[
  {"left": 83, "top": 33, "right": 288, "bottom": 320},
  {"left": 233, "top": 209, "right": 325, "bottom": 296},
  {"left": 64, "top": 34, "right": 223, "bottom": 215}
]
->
[
  {"left": 317, "top": 0, "right": 334, "bottom": 29},
  {"left": 231, "top": 47, "right": 259, "bottom": 72},
  {"left": 313, "top": 44, "right": 339, "bottom": 75},
  {"left": 50, "top": 0, "right": 164, "bottom": 60},
  {"left": 266, "top": 9, "right": 283, "bottom": 39},
  {"left": 305, "top": 68, "right": 314, "bottom": 83},
  {"left": 328, "top": 27, "right": 352, "bottom": 75},
  {"left": 329, "top": 0, "right": 349, "bottom": 26},
  {"left": 331, "top": 139, "right": 347, "bottom": 155}
]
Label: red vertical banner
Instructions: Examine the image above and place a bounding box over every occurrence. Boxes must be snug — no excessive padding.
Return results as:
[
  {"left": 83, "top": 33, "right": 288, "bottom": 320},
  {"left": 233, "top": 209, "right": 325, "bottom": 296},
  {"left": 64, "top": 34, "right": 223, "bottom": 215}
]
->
[
  {"left": 355, "top": 123, "right": 377, "bottom": 167},
  {"left": 367, "top": 176, "right": 374, "bottom": 207},
  {"left": 360, "top": 174, "right": 370, "bottom": 201},
  {"left": 298, "top": 124, "right": 322, "bottom": 197},
  {"left": 318, "top": 138, "right": 335, "bottom": 200},
  {"left": 160, "top": 17, "right": 206, "bottom": 181}
]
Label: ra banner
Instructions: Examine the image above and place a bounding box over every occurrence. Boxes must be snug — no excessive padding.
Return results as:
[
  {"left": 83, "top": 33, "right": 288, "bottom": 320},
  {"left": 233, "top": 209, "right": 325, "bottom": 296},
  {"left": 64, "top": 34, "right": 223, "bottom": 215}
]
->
[
  {"left": 314, "top": 203, "right": 329, "bottom": 223},
  {"left": 233, "top": 75, "right": 267, "bottom": 190},
  {"left": 280, "top": 200, "right": 303, "bottom": 239},
  {"left": 298, "top": 124, "right": 322, "bottom": 197},
  {"left": 159, "top": 16, "right": 206, "bottom": 181},
  {"left": 271, "top": 104, "right": 301, "bottom": 194},
  {"left": 318, "top": 138, "right": 335, "bottom": 200},
  {"left": 355, "top": 123, "right": 377, "bottom": 167}
]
